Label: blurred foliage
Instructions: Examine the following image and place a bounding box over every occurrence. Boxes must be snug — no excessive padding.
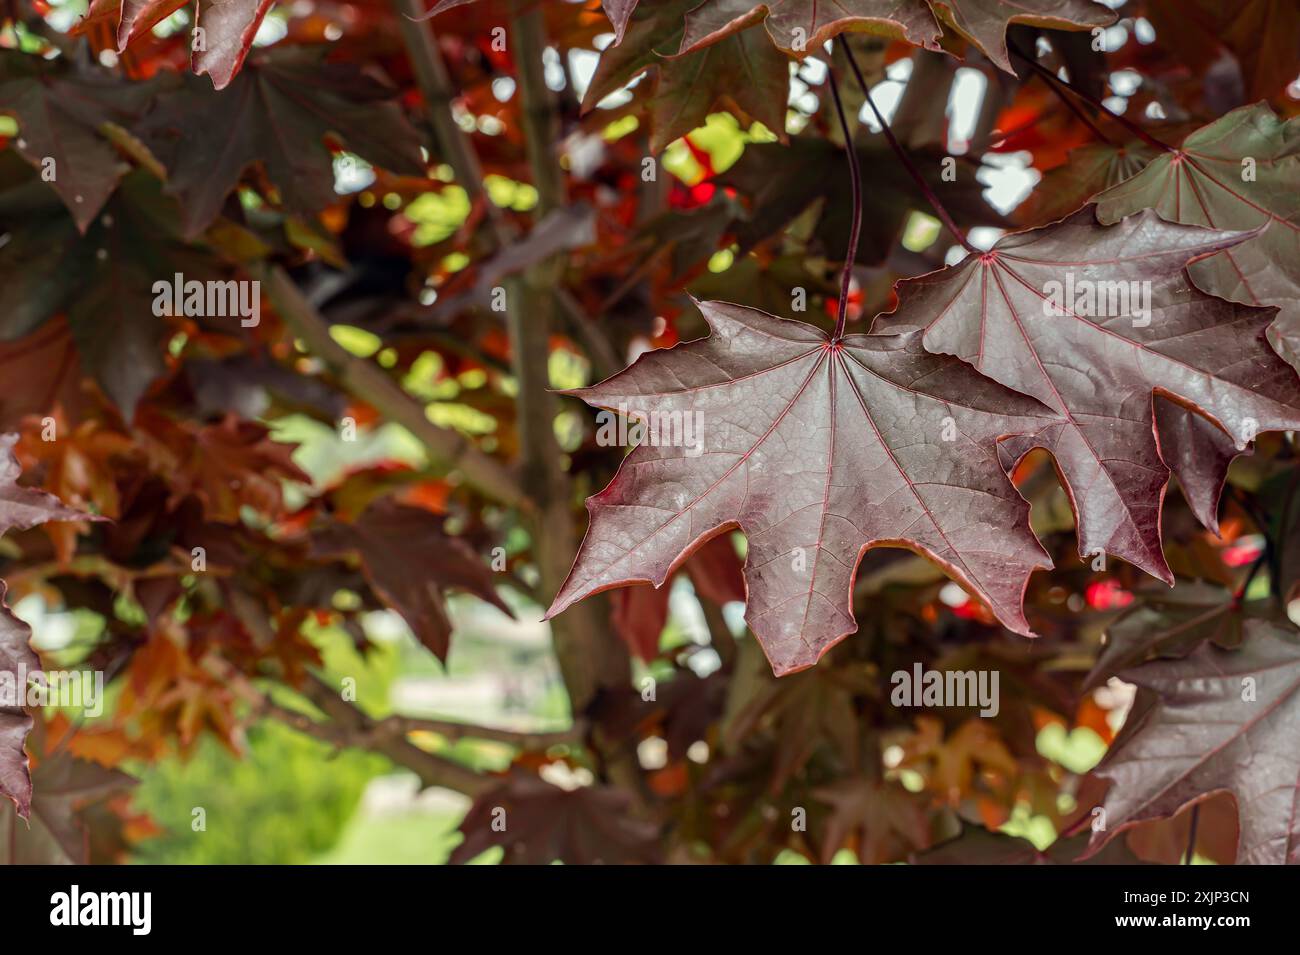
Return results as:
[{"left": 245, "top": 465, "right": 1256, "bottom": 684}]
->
[{"left": 130, "top": 719, "right": 387, "bottom": 865}]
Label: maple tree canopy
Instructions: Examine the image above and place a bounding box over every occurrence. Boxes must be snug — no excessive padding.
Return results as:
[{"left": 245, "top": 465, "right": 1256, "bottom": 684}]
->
[{"left": 0, "top": 0, "right": 1298, "bottom": 867}]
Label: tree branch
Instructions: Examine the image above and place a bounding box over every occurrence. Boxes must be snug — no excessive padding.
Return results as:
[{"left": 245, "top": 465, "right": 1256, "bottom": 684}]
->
[
  {"left": 214, "top": 664, "right": 497, "bottom": 797},
  {"left": 379, "top": 714, "right": 583, "bottom": 749},
  {"left": 262, "top": 693, "right": 580, "bottom": 753},
  {"left": 505, "top": 0, "right": 626, "bottom": 711},
  {"left": 293, "top": 675, "right": 495, "bottom": 796},
  {"left": 261, "top": 264, "right": 530, "bottom": 511},
  {"left": 1009, "top": 43, "right": 1175, "bottom": 154},
  {"left": 697, "top": 595, "right": 737, "bottom": 670},
  {"left": 393, "top": 0, "right": 513, "bottom": 240},
  {"left": 510, "top": 7, "right": 566, "bottom": 216}
]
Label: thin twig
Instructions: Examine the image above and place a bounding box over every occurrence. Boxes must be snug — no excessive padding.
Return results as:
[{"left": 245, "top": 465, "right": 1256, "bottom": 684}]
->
[
  {"left": 840, "top": 38, "right": 979, "bottom": 257},
  {"left": 1232, "top": 552, "right": 1267, "bottom": 605},
  {"left": 1229, "top": 485, "right": 1276, "bottom": 589},
  {"left": 379, "top": 715, "right": 584, "bottom": 749},
  {"left": 1031, "top": 71, "right": 1114, "bottom": 144},
  {"left": 294, "top": 674, "right": 494, "bottom": 796},
  {"left": 1269, "top": 470, "right": 1299, "bottom": 600},
  {"left": 265, "top": 697, "right": 581, "bottom": 751},
  {"left": 1009, "top": 44, "right": 1175, "bottom": 154}
]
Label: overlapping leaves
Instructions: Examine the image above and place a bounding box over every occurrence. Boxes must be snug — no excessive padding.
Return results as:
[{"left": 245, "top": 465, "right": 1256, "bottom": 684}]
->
[
  {"left": 139, "top": 50, "right": 426, "bottom": 238},
  {"left": 677, "top": 0, "right": 943, "bottom": 58},
  {"left": 672, "top": 0, "right": 1113, "bottom": 70},
  {"left": 451, "top": 770, "right": 660, "bottom": 864},
  {"left": 0, "top": 435, "right": 90, "bottom": 819},
  {"left": 721, "top": 135, "right": 997, "bottom": 264},
  {"left": 88, "top": 0, "right": 275, "bottom": 90},
  {"left": 1094, "top": 104, "right": 1300, "bottom": 374},
  {"left": 581, "top": 0, "right": 789, "bottom": 152},
  {"left": 313, "top": 499, "right": 512, "bottom": 662},
  {"left": 554, "top": 210, "right": 1300, "bottom": 684},
  {"left": 5, "top": 0, "right": 1299, "bottom": 869},
  {"left": 0, "top": 51, "right": 156, "bottom": 232},
  {"left": 435, "top": 0, "right": 1117, "bottom": 154},
  {"left": 0, "top": 157, "right": 215, "bottom": 418}
]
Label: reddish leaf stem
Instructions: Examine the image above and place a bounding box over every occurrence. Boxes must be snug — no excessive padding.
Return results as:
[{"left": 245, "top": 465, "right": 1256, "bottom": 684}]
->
[
  {"left": 1031, "top": 70, "right": 1114, "bottom": 144},
  {"left": 825, "top": 60, "right": 862, "bottom": 341},
  {"left": 1184, "top": 803, "right": 1201, "bottom": 864},
  {"left": 1009, "top": 45, "right": 1176, "bottom": 154},
  {"left": 839, "top": 38, "right": 979, "bottom": 260},
  {"left": 1231, "top": 552, "right": 1267, "bottom": 605},
  {"left": 1057, "top": 810, "right": 1095, "bottom": 840}
]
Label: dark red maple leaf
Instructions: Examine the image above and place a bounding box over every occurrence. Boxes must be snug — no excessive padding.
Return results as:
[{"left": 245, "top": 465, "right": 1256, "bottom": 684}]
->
[
  {"left": 188, "top": 0, "right": 276, "bottom": 88},
  {"left": 0, "top": 747, "right": 134, "bottom": 864},
  {"left": 0, "top": 51, "right": 156, "bottom": 233},
  {"left": 1086, "top": 617, "right": 1300, "bottom": 865},
  {"left": 1153, "top": 396, "right": 1246, "bottom": 537},
  {"left": 873, "top": 207, "right": 1300, "bottom": 584},
  {"left": 1015, "top": 142, "right": 1160, "bottom": 229},
  {"left": 813, "top": 776, "right": 934, "bottom": 863},
  {"left": 927, "top": 0, "right": 1114, "bottom": 73},
  {"left": 602, "top": 0, "right": 640, "bottom": 42},
  {"left": 1083, "top": 583, "right": 1265, "bottom": 690},
  {"left": 720, "top": 135, "right": 998, "bottom": 265},
  {"left": 0, "top": 157, "right": 221, "bottom": 418},
  {"left": 1144, "top": 0, "right": 1300, "bottom": 103},
  {"left": 106, "top": 0, "right": 275, "bottom": 90},
  {"left": 450, "top": 770, "right": 660, "bottom": 864},
  {"left": 0, "top": 591, "right": 42, "bottom": 822},
  {"left": 313, "top": 498, "right": 512, "bottom": 662},
  {"left": 547, "top": 300, "right": 1058, "bottom": 675},
  {"left": 138, "top": 414, "right": 309, "bottom": 523},
  {"left": 138, "top": 50, "right": 426, "bottom": 237},
  {"left": 0, "top": 319, "right": 89, "bottom": 433},
  {"left": 609, "top": 581, "right": 671, "bottom": 661},
  {"left": 1094, "top": 104, "right": 1300, "bottom": 375},
  {"left": 913, "top": 825, "right": 1148, "bottom": 864},
  {"left": 76, "top": 0, "right": 186, "bottom": 49},
  {"left": 674, "top": 0, "right": 1112, "bottom": 71}
]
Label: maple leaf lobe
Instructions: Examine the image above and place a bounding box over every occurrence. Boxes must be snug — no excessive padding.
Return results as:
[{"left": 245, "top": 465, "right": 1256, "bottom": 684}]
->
[{"left": 679, "top": 0, "right": 944, "bottom": 58}]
